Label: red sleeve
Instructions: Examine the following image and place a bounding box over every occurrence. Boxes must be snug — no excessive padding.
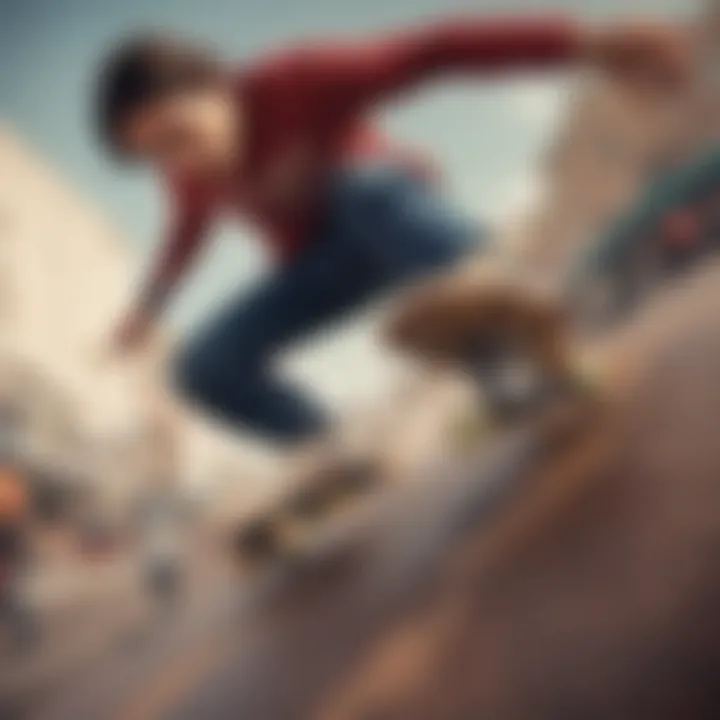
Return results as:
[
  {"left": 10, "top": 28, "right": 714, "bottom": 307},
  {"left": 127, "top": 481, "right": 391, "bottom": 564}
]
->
[
  {"left": 139, "top": 179, "right": 212, "bottom": 316},
  {"left": 289, "top": 16, "right": 583, "bottom": 110}
]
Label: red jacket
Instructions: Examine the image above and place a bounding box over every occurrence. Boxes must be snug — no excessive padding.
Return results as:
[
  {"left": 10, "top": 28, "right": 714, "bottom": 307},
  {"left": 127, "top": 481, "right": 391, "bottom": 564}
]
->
[{"left": 149, "top": 16, "right": 582, "bottom": 304}]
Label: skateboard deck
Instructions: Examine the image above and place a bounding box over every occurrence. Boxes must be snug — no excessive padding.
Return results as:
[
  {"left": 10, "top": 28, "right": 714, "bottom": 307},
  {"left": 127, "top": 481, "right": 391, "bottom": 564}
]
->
[
  {"left": 386, "top": 263, "right": 595, "bottom": 440},
  {"left": 571, "top": 203, "right": 720, "bottom": 332},
  {"left": 232, "top": 456, "right": 383, "bottom": 569},
  {"left": 233, "top": 260, "right": 605, "bottom": 571}
]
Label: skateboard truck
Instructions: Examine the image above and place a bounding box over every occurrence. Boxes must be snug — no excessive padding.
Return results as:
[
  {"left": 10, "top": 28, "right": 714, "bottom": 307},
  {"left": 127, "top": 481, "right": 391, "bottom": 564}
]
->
[
  {"left": 233, "top": 516, "right": 280, "bottom": 564},
  {"left": 232, "top": 455, "right": 382, "bottom": 568},
  {"left": 464, "top": 337, "right": 553, "bottom": 423}
]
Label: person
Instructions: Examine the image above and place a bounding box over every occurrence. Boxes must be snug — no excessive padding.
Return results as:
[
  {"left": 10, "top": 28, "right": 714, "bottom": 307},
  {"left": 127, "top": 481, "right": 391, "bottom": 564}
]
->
[
  {"left": 97, "top": 15, "right": 686, "bottom": 457},
  {"left": 135, "top": 482, "right": 187, "bottom": 614},
  {"left": 0, "top": 408, "right": 36, "bottom": 653}
]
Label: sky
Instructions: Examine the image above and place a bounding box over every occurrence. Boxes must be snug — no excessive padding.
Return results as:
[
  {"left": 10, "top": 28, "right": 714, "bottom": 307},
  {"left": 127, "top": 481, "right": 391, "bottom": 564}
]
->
[{"left": 0, "top": 0, "right": 695, "bottom": 409}]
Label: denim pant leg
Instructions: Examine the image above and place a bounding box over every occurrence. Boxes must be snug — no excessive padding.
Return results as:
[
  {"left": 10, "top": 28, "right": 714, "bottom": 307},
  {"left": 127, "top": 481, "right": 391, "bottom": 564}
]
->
[
  {"left": 173, "top": 232, "right": 385, "bottom": 444},
  {"left": 328, "top": 165, "right": 483, "bottom": 283},
  {"left": 174, "top": 166, "right": 484, "bottom": 445}
]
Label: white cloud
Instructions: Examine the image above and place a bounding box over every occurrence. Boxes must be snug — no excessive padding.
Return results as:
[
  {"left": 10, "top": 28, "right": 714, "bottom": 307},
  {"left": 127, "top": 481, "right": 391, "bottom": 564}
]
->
[
  {"left": 478, "top": 79, "right": 568, "bottom": 225},
  {"left": 505, "top": 79, "right": 569, "bottom": 130},
  {"left": 483, "top": 172, "right": 543, "bottom": 225}
]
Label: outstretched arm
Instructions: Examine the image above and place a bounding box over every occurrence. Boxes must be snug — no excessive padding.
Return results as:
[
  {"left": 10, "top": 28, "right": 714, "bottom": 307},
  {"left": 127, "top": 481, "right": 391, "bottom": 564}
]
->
[
  {"left": 299, "top": 16, "right": 582, "bottom": 109},
  {"left": 114, "top": 183, "right": 212, "bottom": 353},
  {"left": 139, "top": 208, "right": 209, "bottom": 317},
  {"left": 289, "top": 16, "right": 687, "bottom": 112}
]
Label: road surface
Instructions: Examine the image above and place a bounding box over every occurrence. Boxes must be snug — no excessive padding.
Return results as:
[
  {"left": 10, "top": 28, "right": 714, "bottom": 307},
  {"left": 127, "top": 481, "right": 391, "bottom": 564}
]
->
[{"left": 7, "top": 263, "right": 720, "bottom": 720}]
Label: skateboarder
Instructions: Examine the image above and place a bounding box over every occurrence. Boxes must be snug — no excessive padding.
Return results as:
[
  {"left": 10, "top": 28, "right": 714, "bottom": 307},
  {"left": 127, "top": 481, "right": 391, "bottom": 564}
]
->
[{"left": 99, "top": 15, "right": 685, "bottom": 453}]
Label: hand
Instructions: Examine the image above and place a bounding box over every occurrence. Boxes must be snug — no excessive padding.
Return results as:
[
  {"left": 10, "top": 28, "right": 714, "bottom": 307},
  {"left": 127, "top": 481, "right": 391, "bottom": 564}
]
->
[
  {"left": 587, "top": 22, "right": 692, "bottom": 92},
  {"left": 113, "top": 310, "right": 155, "bottom": 356}
]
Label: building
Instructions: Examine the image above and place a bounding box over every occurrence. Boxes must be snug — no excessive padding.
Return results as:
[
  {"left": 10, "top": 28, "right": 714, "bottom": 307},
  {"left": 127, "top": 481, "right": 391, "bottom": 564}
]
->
[
  {"left": 0, "top": 126, "right": 174, "bottom": 508},
  {"left": 0, "top": 124, "right": 292, "bottom": 520}
]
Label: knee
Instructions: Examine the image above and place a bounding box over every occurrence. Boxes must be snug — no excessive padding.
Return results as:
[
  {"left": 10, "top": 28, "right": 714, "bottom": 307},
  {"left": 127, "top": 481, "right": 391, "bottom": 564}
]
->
[
  {"left": 331, "top": 167, "right": 399, "bottom": 224},
  {"left": 172, "top": 343, "right": 256, "bottom": 413}
]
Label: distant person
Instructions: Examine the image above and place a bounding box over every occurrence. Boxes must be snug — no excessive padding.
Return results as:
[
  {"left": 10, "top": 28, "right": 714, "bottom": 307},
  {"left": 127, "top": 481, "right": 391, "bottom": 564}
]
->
[
  {"left": 0, "top": 411, "right": 37, "bottom": 653},
  {"left": 135, "top": 483, "right": 188, "bottom": 613},
  {"left": 97, "top": 16, "right": 685, "bottom": 472}
]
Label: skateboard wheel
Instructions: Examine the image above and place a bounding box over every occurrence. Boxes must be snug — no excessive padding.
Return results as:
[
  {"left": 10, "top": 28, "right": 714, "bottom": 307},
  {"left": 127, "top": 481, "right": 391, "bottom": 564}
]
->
[
  {"left": 336, "top": 459, "right": 379, "bottom": 496},
  {"left": 288, "top": 482, "right": 336, "bottom": 519},
  {"left": 233, "top": 517, "right": 279, "bottom": 562}
]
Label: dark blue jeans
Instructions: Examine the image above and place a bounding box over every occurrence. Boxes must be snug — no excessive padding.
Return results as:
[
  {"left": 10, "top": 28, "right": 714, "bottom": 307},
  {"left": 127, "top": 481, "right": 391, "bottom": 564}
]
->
[{"left": 174, "top": 165, "right": 481, "bottom": 444}]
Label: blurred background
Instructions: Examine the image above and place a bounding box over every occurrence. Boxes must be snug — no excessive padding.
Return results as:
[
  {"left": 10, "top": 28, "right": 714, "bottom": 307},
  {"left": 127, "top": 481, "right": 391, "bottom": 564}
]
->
[{"left": 3, "top": 0, "right": 720, "bottom": 718}]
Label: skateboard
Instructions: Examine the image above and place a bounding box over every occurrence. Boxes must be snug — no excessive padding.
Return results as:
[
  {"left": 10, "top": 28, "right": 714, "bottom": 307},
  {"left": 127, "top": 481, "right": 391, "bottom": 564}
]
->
[
  {"left": 386, "top": 263, "right": 595, "bottom": 445},
  {"left": 389, "top": 197, "right": 720, "bottom": 438},
  {"left": 232, "top": 455, "right": 381, "bottom": 569},
  {"left": 234, "top": 211, "right": 712, "bottom": 568},
  {"left": 571, "top": 206, "right": 720, "bottom": 332}
]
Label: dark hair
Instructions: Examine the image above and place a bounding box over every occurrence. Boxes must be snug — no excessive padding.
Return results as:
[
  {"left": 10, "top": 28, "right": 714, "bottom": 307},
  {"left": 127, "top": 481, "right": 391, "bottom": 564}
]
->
[{"left": 95, "top": 35, "right": 223, "bottom": 156}]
